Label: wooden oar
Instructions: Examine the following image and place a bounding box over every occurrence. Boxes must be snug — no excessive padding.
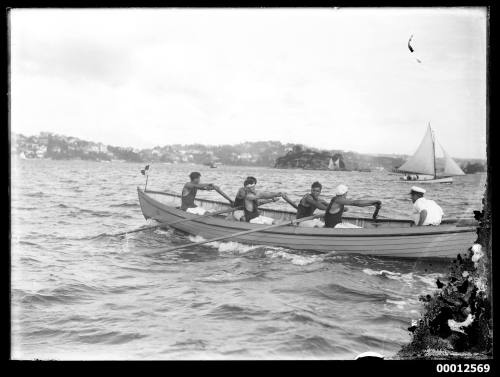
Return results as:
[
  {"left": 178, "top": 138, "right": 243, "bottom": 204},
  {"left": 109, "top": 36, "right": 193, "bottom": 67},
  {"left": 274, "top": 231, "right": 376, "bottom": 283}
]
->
[
  {"left": 147, "top": 213, "right": 323, "bottom": 255},
  {"left": 101, "top": 206, "right": 243, "bottom": 238},
  {"left": 145, "top": 187, "right": 234, "bottom": 206},
  {"left": 212, "top": 186, "right": 234, "bottom": 205},
  {"left": 372, "top": 205, "right": 381, "bottom": 220},
  {"left": 281, "top": 193, "right": 299, "bottom": 210}
]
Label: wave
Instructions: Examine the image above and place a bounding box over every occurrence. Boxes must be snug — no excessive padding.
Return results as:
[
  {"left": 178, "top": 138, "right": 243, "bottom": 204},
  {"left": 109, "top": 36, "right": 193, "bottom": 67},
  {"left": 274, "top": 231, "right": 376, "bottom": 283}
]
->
[
  {"left": 385, "top": 299, "right": 409, "bottom": 309},
  {"left": 17, "top": 292, "right": 78, "bottom": 305},
  {"left": 208, "top": 304, "right": 270, "bottom": 320},
  {"left": 362, "top": 268, "right": 443, "bottom": 289},
  {"left": 76, "top": 330, "right": 148, "bottom": 345},
  {"left": 285, "top": 311, "right": 338, "bottom": 329},
  {"left": 14, "top": 283, "right": 100, "bottom": 306},
  {"left": 17, "top": 240, "right": 40, "bottom": 246},
  {"left": 321, "top": 283, "right": 391, "bottom": 302},
  {"left": 352, "top": 333, "right": 397, "bottom": 349},
  {"left": 277, "top": 334, "right": 352, "bottom": 356},
  {"left": 25, "top": 191, "right": 47, "bottom": 198},
  {"left": 109, "top": 202, "right": 140, "bottom": 208},
  {"left": 197, "top": 270, "right": 267, "bottom": 284},
  {"left": 68, "top": 208, "right": 115, "bottom": 218},
  {"left": 172, "top": 339, "right": 208, "bottom": 350},
  {"left": 185, "top": 236, "right": 324, "bottom": 266},
  {"left": 264, "top": 249, "right": 324, "bottom": 266},
  {"left": 187, "top": 235, "right": 261, "bottom": 254}
]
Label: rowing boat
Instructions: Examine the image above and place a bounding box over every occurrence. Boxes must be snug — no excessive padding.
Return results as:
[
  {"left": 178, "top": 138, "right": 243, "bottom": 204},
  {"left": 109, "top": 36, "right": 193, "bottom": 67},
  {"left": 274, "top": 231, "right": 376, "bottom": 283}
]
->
[{"left": 137, "top": 187, "right": 477, "bottom": 259}]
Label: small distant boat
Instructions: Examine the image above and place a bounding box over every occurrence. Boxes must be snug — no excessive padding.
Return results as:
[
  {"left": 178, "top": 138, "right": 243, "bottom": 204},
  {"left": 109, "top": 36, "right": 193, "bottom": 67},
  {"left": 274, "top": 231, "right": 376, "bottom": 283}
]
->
[
  {"left": 203, "top": 161, "right": 218, "bottom": 168},
  {"left": 328, "top": 157, "right": 341, "bottom": 170},
  {"left": 328, "top": 158, "right": 334, "bottom": 170},
  {"left": 398, "top": 124, "right": 465, "bottom": 184}
]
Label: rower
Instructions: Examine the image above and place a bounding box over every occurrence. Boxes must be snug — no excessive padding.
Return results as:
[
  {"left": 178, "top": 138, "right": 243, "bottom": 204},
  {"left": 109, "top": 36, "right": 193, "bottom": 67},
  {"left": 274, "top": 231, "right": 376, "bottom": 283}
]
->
[
  {"left": 324, "top": 184, "right": 382, "bottom": 228},
  {"left": 232, "top": 176, "right": 256, "bottom": 221},
  {"left": 295, "top": 181, "right": 329, "bottom": 228},
  {"left": 409, "top": 186, "right": 444, "bottom": 226},
  {"left": 241, "top": 177, "right": 283, "bottom": 224},
  {"left": 180, "top": 172, "right": 217, "bottom": 215}
]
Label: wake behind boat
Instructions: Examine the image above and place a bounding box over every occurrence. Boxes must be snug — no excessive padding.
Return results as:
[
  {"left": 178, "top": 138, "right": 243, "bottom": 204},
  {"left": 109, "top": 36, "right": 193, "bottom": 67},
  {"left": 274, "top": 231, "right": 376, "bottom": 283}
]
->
[
  {"left": 397, "top": 124, "right": 465, "bottom": 184},
  {"left": 138, "top": 187, "right": 476, "bottom": 259}
]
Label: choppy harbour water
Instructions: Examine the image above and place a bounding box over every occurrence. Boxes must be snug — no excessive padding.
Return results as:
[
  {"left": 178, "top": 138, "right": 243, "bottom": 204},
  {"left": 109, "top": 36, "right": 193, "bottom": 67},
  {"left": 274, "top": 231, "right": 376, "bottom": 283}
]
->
[{"left": 11, "top": 160, "right": 486, "bottom": 359}]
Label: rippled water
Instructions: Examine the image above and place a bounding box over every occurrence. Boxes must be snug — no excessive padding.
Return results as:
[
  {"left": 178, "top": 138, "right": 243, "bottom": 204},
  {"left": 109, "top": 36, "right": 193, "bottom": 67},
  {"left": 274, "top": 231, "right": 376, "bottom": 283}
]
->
[{"left": 11, "top": 159, "right": 486, "bottom": 359}]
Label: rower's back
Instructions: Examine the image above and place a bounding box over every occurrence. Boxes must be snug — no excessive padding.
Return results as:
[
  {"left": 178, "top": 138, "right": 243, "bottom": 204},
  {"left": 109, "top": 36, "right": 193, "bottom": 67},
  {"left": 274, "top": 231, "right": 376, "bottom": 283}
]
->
[
  {"left": 181, "top": 182, "right": 197, "bottom": 211},
  {"left": 296, "top": 194, "right": 316, "bottom": 219}
]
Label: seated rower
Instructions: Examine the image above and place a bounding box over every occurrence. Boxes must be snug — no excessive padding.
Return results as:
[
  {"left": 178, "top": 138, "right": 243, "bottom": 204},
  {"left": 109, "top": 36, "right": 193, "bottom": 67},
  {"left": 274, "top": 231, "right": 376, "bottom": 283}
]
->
[
  {"left": 232, "top": 176, "right": 255, "bottom": 221},
  {"left": 410, "top": 186, "right": 444, "bottom": 226},
  {"left": 296, "top": 181, "right": 329, "bottom": 228},
  {"left": 241, "top": 177, "right": 283, "bottom": 225},
  {"left": 180, "top": 172, "right": 217, "bottom": 215},
  {"left": 324, "top": 184, "right": 382, "bottom": 228}
]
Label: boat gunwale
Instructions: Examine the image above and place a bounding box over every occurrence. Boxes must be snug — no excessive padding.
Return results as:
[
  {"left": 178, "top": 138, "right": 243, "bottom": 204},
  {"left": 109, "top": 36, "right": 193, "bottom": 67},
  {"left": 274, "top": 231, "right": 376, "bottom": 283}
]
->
[
  {"left": 143, "top": 189, "right": 432, "bottom": 224},
  {"left": 138, "top": 187, "right": 476, "bottom": 238}
]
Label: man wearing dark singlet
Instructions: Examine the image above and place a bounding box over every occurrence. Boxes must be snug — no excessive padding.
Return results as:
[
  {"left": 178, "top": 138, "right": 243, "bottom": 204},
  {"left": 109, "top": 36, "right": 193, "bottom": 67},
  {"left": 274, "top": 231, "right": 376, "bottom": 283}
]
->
[
  {"left": 229, "top": 177, "right": 280, "bottom": 221},
  {"left": 295, "top": 181, "right": 329, "bottom": 228},
  {"left": 180, "top": 172, "right": 218, "bottom": 214},
  {"left": 324, "top": 184, "right": 382, "bottom": 228},
  {"left": 239, "top": 177, "right": 283, "bottom": 224}
]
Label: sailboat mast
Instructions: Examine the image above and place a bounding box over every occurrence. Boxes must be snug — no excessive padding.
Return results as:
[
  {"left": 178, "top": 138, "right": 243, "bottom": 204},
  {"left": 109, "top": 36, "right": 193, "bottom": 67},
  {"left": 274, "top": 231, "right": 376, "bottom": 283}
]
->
[{"left": 430, "top": 123, "right": 437, "bottom": 179}]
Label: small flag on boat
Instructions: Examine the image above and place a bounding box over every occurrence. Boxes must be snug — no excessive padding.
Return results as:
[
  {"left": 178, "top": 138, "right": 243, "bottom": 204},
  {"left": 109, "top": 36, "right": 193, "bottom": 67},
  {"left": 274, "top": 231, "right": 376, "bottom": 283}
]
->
[{"left": 141, "top": 165, "right": 150, "bottom": 175}]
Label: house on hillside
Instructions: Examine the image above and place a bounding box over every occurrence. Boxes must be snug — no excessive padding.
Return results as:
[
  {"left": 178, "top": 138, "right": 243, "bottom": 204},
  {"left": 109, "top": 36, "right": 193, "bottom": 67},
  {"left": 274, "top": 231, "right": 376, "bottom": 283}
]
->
[
  {"left": 98, "top": 143, "right": 108, "bottom": 153},
  {"left": 36, "top": 145, "right": 47, "bottom": 158}
]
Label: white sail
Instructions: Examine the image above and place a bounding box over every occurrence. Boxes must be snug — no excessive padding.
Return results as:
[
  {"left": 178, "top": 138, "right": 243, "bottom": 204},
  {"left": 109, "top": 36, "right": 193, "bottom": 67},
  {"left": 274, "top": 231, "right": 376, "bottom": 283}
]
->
[
  {"left": 440, "top": 143, "right": 466, "bottom": 176},
  {"left": 328, "top": 158, "right": 334, "bottom": 170},
  {"left": 398, "top": 125, "right": 436, "bottom": 176},
  {"left": 334, "top": 158, "right": 340, "bottom": 169}
]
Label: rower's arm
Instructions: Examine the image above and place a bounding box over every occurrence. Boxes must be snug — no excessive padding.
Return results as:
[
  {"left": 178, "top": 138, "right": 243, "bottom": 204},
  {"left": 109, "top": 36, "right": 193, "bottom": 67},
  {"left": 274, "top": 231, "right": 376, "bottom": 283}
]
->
[
  {"left": 417, "top": 210, "right": 428, "bottom": 226},
  {"left": 304, "top": 196, "right": 328, "bottom": 210},
  {"left": 193, "top": 183, "right": 216, "bottom": 190},
  {"left": 257, "top": 199, "right": 274, "bottom": 206},
  {"left": 256, "top": 191, "right": 282, "bottom": 200},
  {"left": 337, "top": 198, "right": 382, "bottom": 207}
]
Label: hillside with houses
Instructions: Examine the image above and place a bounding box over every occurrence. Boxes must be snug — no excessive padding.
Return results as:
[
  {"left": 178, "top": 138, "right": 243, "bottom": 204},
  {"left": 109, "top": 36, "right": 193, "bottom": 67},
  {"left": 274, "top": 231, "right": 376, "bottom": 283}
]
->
[{"left": 11, "top": 132, "right": 486, "bottom": 173}]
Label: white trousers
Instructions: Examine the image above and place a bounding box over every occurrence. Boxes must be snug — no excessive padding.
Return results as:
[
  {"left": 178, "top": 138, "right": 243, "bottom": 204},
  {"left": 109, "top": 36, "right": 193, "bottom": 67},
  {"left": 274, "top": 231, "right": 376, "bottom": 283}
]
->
[
  {"left": 298, "top": 219, "right": 325, "bottom": 228},
  {"left": 249, "top": 215, "right": 275, "bottom": 225},
  {"left": 334, "top": 222, "right": 362, "bottom": 229},
  {"left": 232, "top": 210, "right": 245, "bottom": 221},
  {"left": 186, "top": 207, "right": 208, "bottom": 215}
]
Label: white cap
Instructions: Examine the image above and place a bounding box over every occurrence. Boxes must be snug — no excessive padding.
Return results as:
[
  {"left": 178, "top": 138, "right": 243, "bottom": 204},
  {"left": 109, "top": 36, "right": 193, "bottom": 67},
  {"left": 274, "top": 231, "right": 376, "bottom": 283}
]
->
[
  {"left": 410, "top": 186, "right": 426, "bottom": 194},
  {"left": 335, "top": 184, "right": 348, "bottom": 196}
]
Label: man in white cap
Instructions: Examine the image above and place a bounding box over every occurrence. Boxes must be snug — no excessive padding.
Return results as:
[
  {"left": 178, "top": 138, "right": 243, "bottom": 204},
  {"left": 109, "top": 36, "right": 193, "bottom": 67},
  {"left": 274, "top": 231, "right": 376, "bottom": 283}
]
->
[
  {"left": 410, "top": 186, "right": 444, "bottom": 226},
  {"left": 324, "top": 184, "right": 382, "bottom": 228}
]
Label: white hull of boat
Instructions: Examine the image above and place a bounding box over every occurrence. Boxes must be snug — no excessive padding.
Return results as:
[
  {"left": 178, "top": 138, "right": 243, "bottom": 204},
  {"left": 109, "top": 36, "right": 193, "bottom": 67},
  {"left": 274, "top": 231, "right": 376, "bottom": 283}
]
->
[{"left": 400, "top": 176, "right": 453, "bottom": 184}]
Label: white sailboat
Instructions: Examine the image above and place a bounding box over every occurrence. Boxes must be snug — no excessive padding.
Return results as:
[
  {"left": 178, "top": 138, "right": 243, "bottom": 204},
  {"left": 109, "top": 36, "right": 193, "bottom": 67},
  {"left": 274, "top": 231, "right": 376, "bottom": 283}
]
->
[
  {"left": 398, "top": 124, "right": 465, "bottom": 184},
  {"left": 328, "top": 157, "right": 334, "bottom": 170},
  {"left": 334, "top": 158, "right": 340, "bottom": 169}
]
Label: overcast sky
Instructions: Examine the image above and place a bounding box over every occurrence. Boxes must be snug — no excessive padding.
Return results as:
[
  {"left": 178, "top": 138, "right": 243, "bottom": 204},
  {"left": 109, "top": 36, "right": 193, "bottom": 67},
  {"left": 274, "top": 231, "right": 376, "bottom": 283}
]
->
[{"left": 10, "top": 8, "right": 487, "bottom": 158}]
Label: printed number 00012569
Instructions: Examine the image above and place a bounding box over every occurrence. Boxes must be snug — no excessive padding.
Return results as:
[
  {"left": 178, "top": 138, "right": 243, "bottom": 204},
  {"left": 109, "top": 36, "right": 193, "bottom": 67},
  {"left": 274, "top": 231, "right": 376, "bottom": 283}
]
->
[{"left": 436, "top": 364, "right": 490, "bottom": 373}]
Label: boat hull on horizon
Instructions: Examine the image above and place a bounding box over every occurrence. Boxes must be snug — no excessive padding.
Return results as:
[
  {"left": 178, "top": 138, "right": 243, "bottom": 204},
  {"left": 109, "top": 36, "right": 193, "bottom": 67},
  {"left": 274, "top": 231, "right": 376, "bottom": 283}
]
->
[{"left": 399, "top": 175, "right": 453, "bottom": 184}]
